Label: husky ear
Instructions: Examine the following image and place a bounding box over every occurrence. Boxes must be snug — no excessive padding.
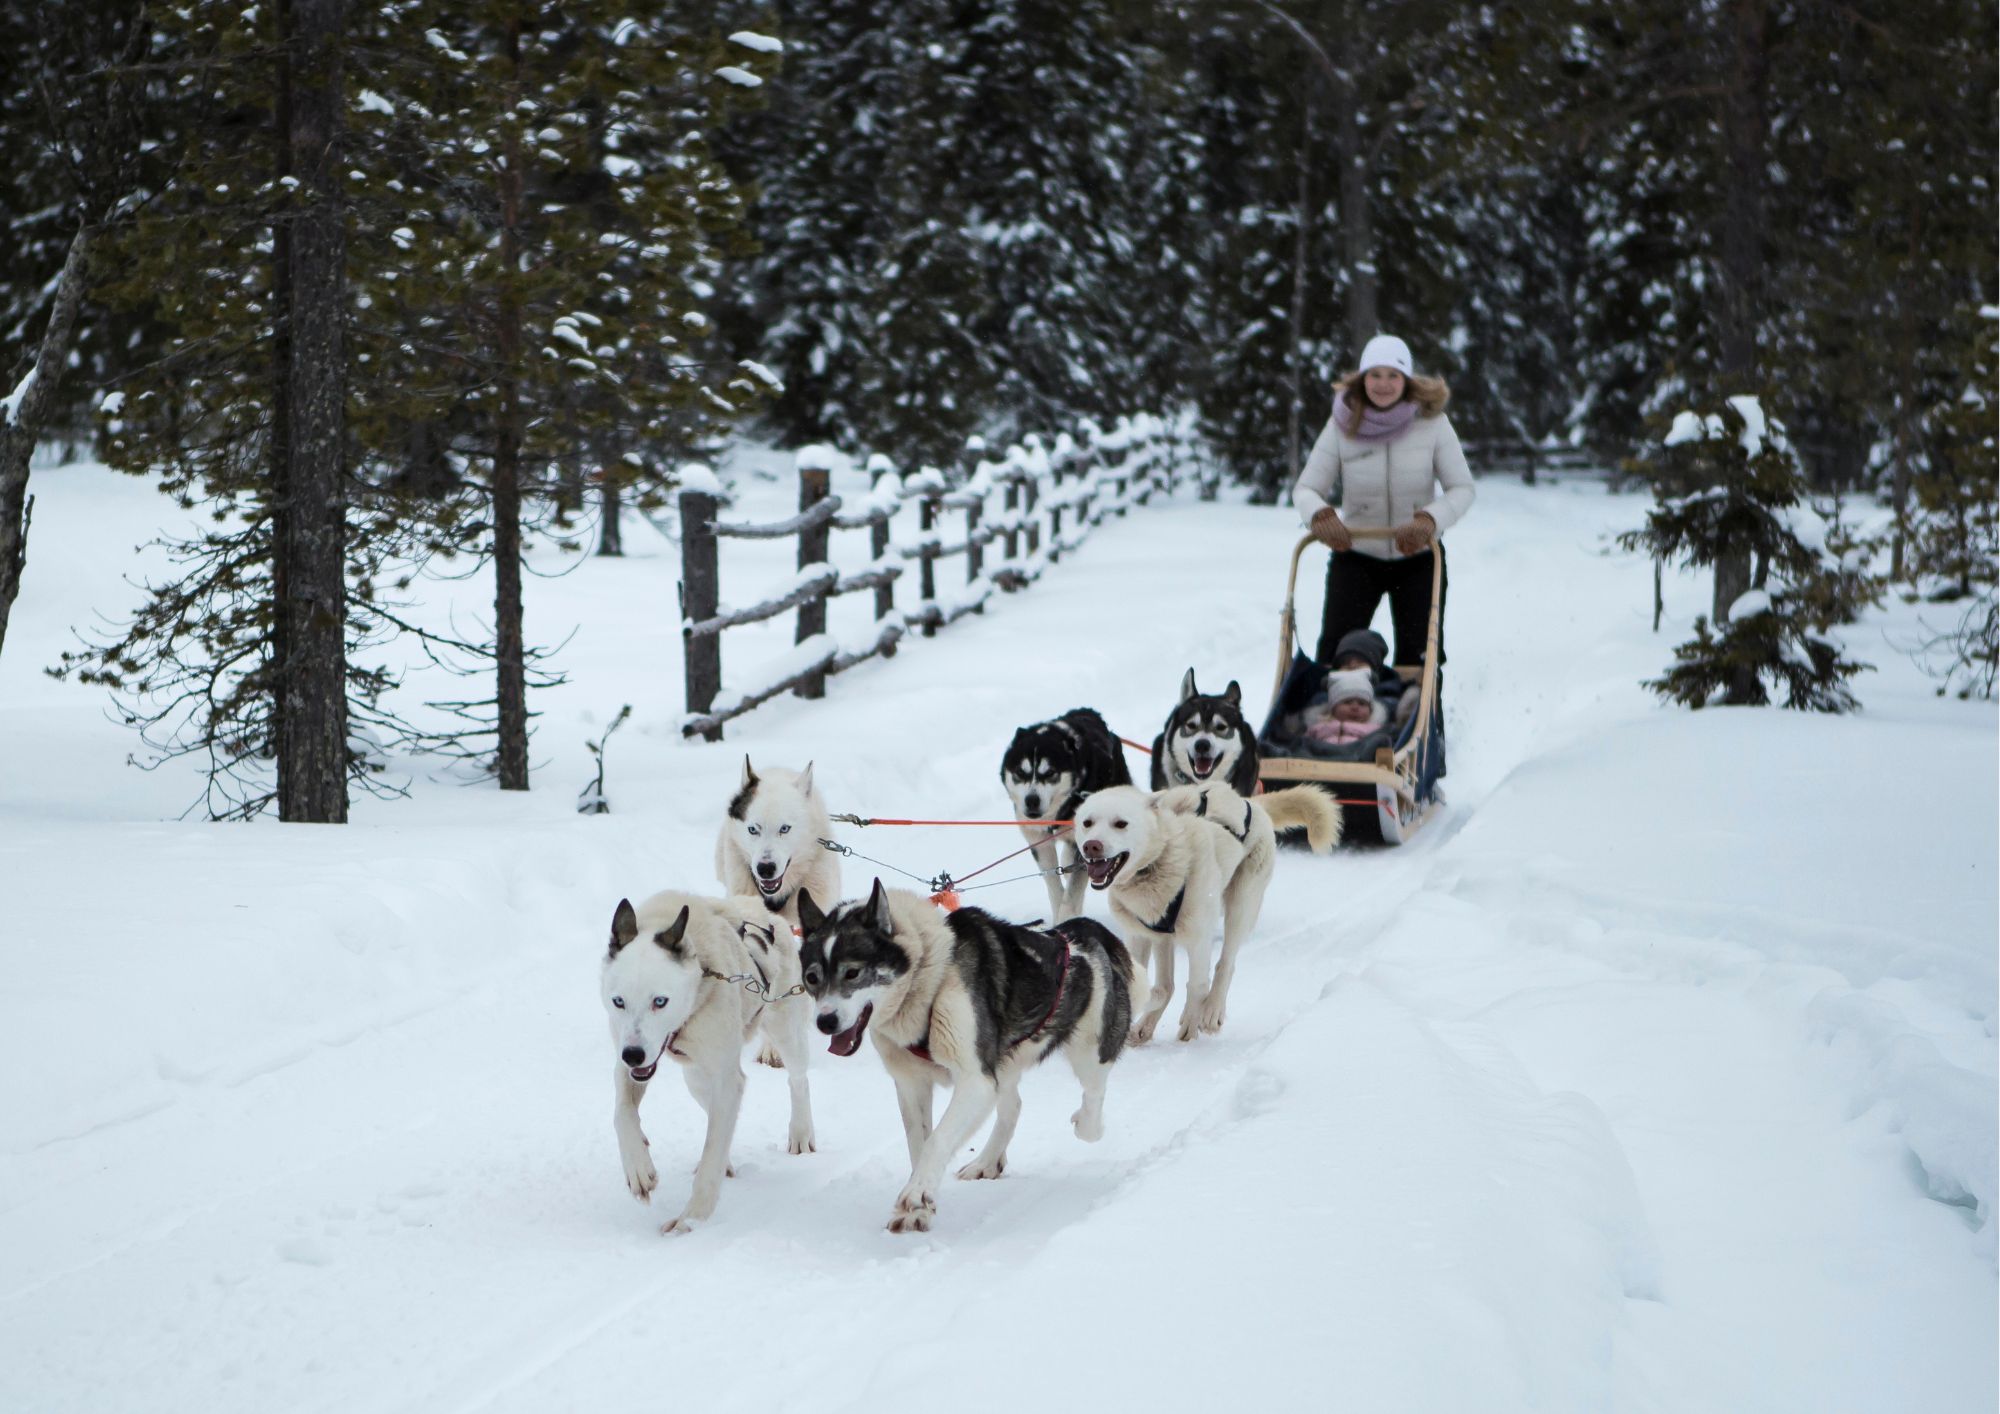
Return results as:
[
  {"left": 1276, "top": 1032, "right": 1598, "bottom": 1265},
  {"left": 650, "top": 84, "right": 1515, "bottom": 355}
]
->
[
  {"left": 739, "top": 920, "right": 776, "bottom": 950},
  {"left": 796, "top": 887, "right": 826, "bottom": 935},
  {"left": 609, "top": 898, "right": 638, "bottom": 955},
  {"left": 1223, "top": 680, "right": 1242, "bottom": 708},
  {"left": 653, "top": 904, "right": 690, "bottom": 954},
  {"left": 741, "top": 755, "right": 758, "bottom": 789},
  {"left": 797, "top": 760, "right": 815, "bottom": 796},
  {"left": 865, "top": 878, "right": 895, "bottom": 938},
  {"left": 1179, "top": 667, "right": 1198, "bottom": 702}
]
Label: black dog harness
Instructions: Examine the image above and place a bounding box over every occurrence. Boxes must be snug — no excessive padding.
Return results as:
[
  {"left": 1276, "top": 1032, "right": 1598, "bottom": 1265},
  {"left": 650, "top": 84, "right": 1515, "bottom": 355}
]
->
[
  {"left": 1141, "top": 884, "right": 1187, "bottom": 935},
  {"left": 1193, "top": 788, "right": 1254, "bottom": 843}
]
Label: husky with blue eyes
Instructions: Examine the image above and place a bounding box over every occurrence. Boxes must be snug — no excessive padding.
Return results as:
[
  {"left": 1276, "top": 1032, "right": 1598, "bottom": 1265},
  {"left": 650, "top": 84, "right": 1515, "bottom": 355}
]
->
[
  {"left": 999, "top": 708, "right": 1133, "bottom": 922},
  {"left": 600, "top": 890, "right": 817, "bottom": 1234},
  {"left": 714, "top": 757, "right": 841, "bottom": 928}
]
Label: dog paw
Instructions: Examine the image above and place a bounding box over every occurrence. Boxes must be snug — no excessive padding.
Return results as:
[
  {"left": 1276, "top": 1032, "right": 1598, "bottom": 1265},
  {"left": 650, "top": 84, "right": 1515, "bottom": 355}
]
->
[
  {"left": 621, "top": 1143, "right": 658, "bottom": 1201},
  {"left": 661, "top": 1213, "right": 700, "bottom": 1236},
  {"left": 956, "top": 1155, "right": 1006, "bottom": 1181},
  {"left": 1176, "top": 1014, "right": 1201, "bottom": 1043},
  {"left": 1198, "top": 994, "right": 1227, "bottom": 1033},
  {"left": 788, "top": 1127, "right": 817, "bottom": 1156},
  {"left": 1071, "top": 1108, "right": 1105, "bottom": 1143},
  {"left": 756, "top": 1044, "right": 784, "bottom": 1069},
  {"left": 1128, "top": 1017, "right": 1158, "bottom": 1046},
  {"left": 887, "top": 1204, "right": 935, "bottom": 1234}
]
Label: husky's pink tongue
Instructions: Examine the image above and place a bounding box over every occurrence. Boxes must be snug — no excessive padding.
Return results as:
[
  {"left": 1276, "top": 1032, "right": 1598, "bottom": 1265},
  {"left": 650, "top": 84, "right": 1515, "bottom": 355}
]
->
[{"left": 827, "top": 1004, "right": 872, "bottom": 1057}]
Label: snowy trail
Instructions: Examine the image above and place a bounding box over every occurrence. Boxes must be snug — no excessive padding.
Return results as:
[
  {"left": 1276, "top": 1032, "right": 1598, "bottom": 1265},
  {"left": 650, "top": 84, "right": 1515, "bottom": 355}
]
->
[{"left": 1, "top": 462, "right": 1993, "bottom": 1412}]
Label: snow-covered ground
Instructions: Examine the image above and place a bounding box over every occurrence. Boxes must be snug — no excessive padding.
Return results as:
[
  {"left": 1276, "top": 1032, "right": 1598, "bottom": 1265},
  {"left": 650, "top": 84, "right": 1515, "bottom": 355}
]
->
[{"left": 2, "top": 452, "right": 1993, "bottom": 1414}]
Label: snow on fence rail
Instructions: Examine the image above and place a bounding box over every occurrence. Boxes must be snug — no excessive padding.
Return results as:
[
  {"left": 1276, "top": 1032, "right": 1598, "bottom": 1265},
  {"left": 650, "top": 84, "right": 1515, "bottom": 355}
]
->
[{"left": 679, "top": 413, "right": 1187, "bottom": 739}]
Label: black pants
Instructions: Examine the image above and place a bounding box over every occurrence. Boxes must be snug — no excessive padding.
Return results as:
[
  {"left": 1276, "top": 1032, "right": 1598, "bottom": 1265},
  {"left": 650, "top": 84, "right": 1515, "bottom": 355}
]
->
[{"left": 1316, "top": 545, "right": 1447, "bottom": 668}]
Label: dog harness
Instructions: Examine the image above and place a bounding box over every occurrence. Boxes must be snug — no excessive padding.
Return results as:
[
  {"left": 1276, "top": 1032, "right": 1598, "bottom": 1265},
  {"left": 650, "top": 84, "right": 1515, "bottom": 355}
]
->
[
  {"left": 905, "top": 927, "right": 1076, "bottom": 1065},
  {"left": 1141, "top": 884, "right": 1187, "bottom": 935},
  {"left": 1193, "top": 789, "right": 1254, "bottom": 843}
]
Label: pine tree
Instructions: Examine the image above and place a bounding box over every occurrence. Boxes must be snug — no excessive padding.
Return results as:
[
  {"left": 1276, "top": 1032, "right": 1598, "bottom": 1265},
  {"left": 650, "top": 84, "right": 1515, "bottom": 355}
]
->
[
  {"left": 0, "top": 0, "right": 164, "bottom": 663},
  {"left": 367, "top": 1, "right": 776, "bottom": 788},
  {"left": 1906, "top": 305, "right": 1999, "bottom": 698},
  {"left": 1620, "top": 396, "right": 1869, "bottom": 711}
]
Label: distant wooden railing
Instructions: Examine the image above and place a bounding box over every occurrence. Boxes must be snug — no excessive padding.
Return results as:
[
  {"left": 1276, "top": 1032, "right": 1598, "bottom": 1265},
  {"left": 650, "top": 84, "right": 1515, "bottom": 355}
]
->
[
  {"left": 679, "top": 414, "right": 1187, "bottom": 739},
  {"left": 1462, "top": 439, "right": 1604, "bottom": 483}
]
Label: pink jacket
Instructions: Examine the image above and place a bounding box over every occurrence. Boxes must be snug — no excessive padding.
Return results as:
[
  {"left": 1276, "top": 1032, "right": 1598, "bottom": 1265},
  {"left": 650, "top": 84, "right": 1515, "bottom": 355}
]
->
[{"left": 1304, "top": 716, "right": 1381, "bottom": 746}]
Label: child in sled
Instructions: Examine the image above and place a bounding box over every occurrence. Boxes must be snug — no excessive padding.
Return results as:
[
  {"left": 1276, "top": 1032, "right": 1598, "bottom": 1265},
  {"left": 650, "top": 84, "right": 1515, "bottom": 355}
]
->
[
  {"left": 1325, "top": 627, "right": 1418, "bottom": 734},
  {"left": 1300, "top": 669, "right": 1389, "bottom": 746}
]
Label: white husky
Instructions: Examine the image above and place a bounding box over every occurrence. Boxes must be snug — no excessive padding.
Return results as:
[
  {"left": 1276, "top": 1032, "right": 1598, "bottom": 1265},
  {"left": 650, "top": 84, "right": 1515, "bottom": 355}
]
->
[
  {"left": 714, "top": 757, "right": 841, "bottom": 930},
  {"left": 601, "top": 890, "right": 817, "bottom": 1234},
  {"left": 1072, "top": 783, "right": 1337, "bottom": 1043},
  {"left": 714, "top": 758, "right": 841, "bottom": 1067}
]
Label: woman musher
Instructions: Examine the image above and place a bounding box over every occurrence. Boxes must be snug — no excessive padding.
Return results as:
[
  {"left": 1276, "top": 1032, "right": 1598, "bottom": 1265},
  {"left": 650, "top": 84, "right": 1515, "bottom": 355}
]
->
[{"left": 1291, "top": 334, "right": 1474, "bottom": 765}]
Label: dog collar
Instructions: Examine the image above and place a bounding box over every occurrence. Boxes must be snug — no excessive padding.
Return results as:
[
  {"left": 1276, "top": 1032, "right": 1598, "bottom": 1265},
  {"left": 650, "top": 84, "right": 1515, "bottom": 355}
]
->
[{"left": 1142, "top": 884, "right": 1187, "bottom": 935}]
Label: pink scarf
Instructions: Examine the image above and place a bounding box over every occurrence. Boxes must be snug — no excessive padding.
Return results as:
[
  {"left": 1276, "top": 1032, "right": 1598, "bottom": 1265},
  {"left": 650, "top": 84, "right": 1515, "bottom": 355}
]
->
[{"left": 1335, "top": 393, "right": 1418, "bottom": 442}]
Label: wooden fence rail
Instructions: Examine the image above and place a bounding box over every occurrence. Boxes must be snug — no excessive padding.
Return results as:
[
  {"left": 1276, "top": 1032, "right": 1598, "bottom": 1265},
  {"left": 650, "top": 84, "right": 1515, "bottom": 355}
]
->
[{"left": 679, "top": 413, "right": 1186, "bottom": 739}]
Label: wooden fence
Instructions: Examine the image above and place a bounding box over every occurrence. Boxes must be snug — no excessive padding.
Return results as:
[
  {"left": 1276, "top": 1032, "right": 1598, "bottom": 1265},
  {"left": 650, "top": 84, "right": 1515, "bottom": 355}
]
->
[
  {"left": 1462, "top": 439, "right": 1604, "bottom": 483},
  {"left": 679, "top": 414, "right": 1187, "bottom": 740}
]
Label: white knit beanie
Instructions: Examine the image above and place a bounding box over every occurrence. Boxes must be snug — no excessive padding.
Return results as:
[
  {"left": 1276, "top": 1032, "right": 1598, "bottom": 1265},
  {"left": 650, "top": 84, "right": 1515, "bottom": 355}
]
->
[
  {"left": 1357, "top": 334, "right": 1413, "bottom": 378},
  {"left": 1324, "top": 668, "right": 1376, "bottom": 707}
]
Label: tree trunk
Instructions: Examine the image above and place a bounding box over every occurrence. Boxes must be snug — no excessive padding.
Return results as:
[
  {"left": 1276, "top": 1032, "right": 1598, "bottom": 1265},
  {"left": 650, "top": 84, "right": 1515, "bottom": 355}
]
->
[
  {"left": 270, "top": 10, "right": 293, "bottom": 807},
  {"left": 0, "top": 224, "right": 92, "bottom": 664},
  {"left": 1334, "top": 23, "right": 1375, "bottom": 359},
  {"left": 492, "top": 14, "right": 529, "bottom": 791},
  {"left": 1714, "top": 0, "right": 1768, "bottom": 702},
  {"left": 596, "top": 469, "right": 622, "bottom": 556},
  {"left": 1285, "top": 89, "right": 1313, "bottom": 483},
  {"left": 277, "top": 0, "right": 349, "bottom": 823}
]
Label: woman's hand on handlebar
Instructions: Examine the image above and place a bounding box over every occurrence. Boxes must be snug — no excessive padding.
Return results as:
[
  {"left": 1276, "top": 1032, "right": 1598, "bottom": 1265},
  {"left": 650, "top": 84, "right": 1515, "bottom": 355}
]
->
[
  {"left": 1392, "top": 511, "right": 1437, "bottom": 556},
  {"left": 1310, "top": 507, "right": 1353, "bottom": 552}
]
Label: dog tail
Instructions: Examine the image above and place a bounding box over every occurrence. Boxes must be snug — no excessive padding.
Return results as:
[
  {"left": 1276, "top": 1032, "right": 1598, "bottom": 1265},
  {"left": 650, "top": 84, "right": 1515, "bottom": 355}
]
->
[{"left": 1257, "top": 785, "right": 1342, "bottom": 853}]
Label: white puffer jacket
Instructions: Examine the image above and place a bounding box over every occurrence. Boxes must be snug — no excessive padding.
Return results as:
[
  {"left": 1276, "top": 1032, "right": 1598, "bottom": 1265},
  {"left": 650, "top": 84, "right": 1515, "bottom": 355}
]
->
[{"left": 1292, "top": 402, "right": 1476, "bottom": 560}]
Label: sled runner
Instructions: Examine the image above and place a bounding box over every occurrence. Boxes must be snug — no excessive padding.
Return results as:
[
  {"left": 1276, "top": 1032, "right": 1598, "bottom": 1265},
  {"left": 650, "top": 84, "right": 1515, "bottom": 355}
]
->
[{"left": 1255, "top": 528, "right": 1444, "bottom": 845}]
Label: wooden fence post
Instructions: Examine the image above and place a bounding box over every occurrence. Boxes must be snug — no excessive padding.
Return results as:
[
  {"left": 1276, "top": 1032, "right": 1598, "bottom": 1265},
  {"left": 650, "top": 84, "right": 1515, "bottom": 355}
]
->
[
  {"left": 870, "top": 500, "right": 897, "bottom": 655},
  {"left": 680, "top": 485, "right": 722, "bottom": 742},
  {"left": 1023, "top": 472, "right": 1041, "bottom": 559},
  {"left": 1047, "top": 456, "right": 1066, "bottom": 562},
  {"left": 794, "top": 465, "right": 830, "bottom": 699},
  {"left": 918, "top": 491, "right": 939, "bottom": 637}
]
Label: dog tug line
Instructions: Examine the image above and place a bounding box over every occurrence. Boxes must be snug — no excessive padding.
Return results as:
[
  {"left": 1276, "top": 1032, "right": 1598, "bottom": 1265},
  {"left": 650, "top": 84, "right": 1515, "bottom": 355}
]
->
[{"left": 820, "top": 778, "right": 1387, "bottom": 913}]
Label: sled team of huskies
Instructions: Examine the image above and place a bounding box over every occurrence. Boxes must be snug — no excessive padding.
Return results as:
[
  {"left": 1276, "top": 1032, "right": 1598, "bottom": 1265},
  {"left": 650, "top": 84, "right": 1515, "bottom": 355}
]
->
[{"left": 601, "top": 673, "right": 1339, "bottom": 1235}]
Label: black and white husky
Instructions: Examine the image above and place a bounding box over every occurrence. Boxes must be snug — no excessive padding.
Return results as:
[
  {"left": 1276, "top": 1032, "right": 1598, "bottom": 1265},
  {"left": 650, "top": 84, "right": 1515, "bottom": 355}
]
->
[
  {"left": 1151, "top": 669, "right": 1260, "bottom": 796},
  {"left": 797, "top": 881, "right": 1142, "bottom": 1234},
  {"left": 1000, "top": 707, "right": 1133, "bottom": 922}
]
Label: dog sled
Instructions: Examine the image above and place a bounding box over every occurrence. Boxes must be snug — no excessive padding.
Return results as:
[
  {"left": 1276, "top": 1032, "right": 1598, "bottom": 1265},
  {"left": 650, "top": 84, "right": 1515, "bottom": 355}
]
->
[{"left": 1256, "top": 528, "right": 1444, "bottom": 845}]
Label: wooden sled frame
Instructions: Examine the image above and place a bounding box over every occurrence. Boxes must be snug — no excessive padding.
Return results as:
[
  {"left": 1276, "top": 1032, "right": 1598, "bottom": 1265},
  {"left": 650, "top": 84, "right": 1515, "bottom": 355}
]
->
[{"left": 1257, "top": 528, "right": 1443, "bottom": 844}]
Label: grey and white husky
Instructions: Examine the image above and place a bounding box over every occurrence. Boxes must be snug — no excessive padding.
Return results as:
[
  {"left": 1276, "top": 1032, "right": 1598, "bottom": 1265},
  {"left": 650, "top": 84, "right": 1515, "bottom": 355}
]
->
[
  {"left": 797, "top": 881, "right": 1142, "bottom": 1234},
  {"left": 714, "top": 756, "right": 841, "bottom": 931},
  {"left": 1150, "top": 669, "right": 1260, "bottom": 797},
  {"left": 1000, "top": 707, "right": 1133, "bottom": 923},
  {"left": 600, "top": 891, "right": 817, "bottom": 1234},
  {"left": 1073, "top": 782, "right": 1337, "bottom": 1044}
]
